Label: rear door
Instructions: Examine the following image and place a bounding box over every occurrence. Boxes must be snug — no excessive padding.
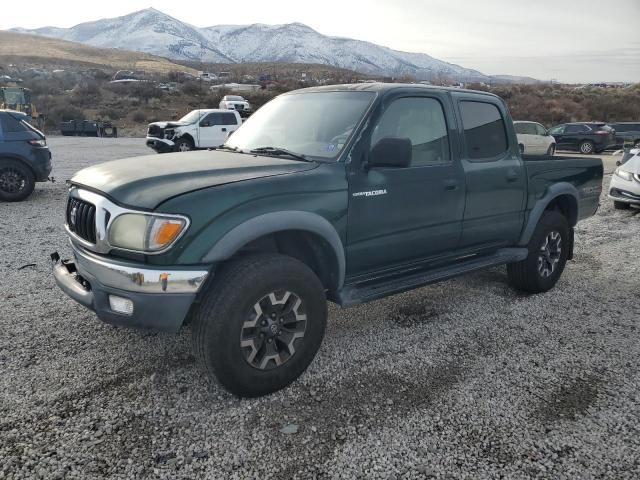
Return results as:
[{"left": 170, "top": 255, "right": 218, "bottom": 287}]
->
[
  {"left": 198, "top": 112, "right": 226, "bottom": 147},
  {"left": 564, "top": 124, "right": 589, "bottom": 150},
  {"left": 346, "top": 91, "right": 465, "bottom": 276},
  {"left": 452, "top": 94, "right": 526, "bottom": 249}
]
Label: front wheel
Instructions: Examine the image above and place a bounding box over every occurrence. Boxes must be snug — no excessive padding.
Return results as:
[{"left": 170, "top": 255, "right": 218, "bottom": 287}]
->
[
  {"left": 507, "top": 211, "right": 570, "bottom": 293},
  {"left": 193, "top": 254, "right": 327, "bottom": 397},
  {"left": 546, "top": 144, "right": 556, "bottom": 156},
  {"left": 175, "top": 137, "right": 194, "bottom": 152},
  {"left": 0, "top": 159, "right": 35, "bottom": 202}
]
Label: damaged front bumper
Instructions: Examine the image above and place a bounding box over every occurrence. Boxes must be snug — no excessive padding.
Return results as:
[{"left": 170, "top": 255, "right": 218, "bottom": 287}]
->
[
  {"left": 51, "top": 243, "right": 209, "bottom": 331},
  {"left": 146, "top": 136, "right": 175, "bottom": 153}
]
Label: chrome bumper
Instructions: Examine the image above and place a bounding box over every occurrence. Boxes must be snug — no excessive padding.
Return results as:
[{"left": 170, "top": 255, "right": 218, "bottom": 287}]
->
[
  {"left": 146, "top": 136, "right": 175, "bottom": 147},
  {"left": 72, "top": 242, "right": 208, "bottom": 294}
]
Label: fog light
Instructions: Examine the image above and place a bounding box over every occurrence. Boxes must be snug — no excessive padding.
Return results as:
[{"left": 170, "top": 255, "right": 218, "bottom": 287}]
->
[{"left": 108, "top": 295, "right": 134, "bottom": 315}]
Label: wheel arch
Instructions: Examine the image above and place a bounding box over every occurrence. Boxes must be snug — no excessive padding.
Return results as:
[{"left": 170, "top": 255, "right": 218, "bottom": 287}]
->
[
  {"left": 202, "top": 211, "right": 346, "bottom": 291},
  {"left": 0, "top": 154, "right": 37, "bottom": 177},
  {"left": 518, "top": 183, "right": 579, "bottom": 246}
]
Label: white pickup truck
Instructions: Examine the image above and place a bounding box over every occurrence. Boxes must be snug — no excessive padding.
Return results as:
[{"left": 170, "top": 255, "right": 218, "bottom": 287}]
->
[{"left": 146, "top": 109, "right": 242, "bottom": 153}]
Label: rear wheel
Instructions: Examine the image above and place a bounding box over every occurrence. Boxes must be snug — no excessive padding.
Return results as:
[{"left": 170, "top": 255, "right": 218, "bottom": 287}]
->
[
  {"left": 193, "top": 254, "right": 327, "bottom": 397},
  {"left": 0, "top": 159, "right": 35, "bottom": 202},
  {"left": 579, "top": 140, "right": 594, "bottom": 154},
  {"left": 507, "top": 211, "right": 570, "bottom": 293},
  {"left": 614, "top": 201, "right": 630, "bottom": 210},
  {"left": 175, "top": 137, "right": 194, "bottom": 152}
]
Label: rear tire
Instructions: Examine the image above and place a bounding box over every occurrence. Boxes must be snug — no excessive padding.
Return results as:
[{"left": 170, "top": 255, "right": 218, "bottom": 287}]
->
[
  {"left": 193, "top": 254, "right": 327, "bottom": 397},
  {"left": 0, "top": 159, "right": 35, "bottom": 202},
  {"left": 614, "top": 201, "right": 630, "bottom": 210},
  {"left": 507, "top": 211, "right": 570, "bottom": 294},
  {"left": 579, "top": 141, "right": 594, "bottom": 154}
]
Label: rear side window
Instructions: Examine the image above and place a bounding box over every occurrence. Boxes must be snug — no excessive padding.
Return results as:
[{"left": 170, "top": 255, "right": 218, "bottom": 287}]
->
[
  {"left": 202, "top": 113, "right": 223, "bottom": 125},
  {"left": 565, "top": 124, "right": 589, "bottom": 134},
  {"left": 460, "top": 101, "right": 508, "bottom": 159},
  {"left": 222, "top": 112, "right": 238, "bottom": 125},
  {"left": 0, "top": 114, "right": 28, "bottom": 133}
]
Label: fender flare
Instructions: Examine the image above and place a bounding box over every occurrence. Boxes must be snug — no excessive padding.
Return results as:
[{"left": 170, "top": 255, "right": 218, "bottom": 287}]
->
[
  {"left": 202, "top": 211, "right": 346, "bottom": 288},
  {"left": 518, "top": 182, "right": 579, "bottom": 246},
  {"left": 0, "top": 154, "right": 37, "bottom": 177}
]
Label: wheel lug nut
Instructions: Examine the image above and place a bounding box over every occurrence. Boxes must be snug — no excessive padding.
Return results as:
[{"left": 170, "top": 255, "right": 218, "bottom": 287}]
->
[
  {"left": 267, "top": 338, "right": 272, "bottom": 343},
  {"left": 271, "top": 313, "right": 276, "bottom": 318},
  {"left": 279, "top": 318, "right": 284, "bottom": 323}
]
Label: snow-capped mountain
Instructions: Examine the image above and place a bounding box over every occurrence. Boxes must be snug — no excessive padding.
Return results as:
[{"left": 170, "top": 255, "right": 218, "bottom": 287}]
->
[{"left": 12, "top": 8, "right": 489, "bottom": 80}]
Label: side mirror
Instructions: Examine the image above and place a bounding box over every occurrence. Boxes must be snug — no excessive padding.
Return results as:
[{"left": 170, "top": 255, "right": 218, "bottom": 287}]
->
[
  {"left": 200, "top": 121, "right": 210, "bottom": 127},
  {"left": 369, "top": 137, "right": 412, "bottom": 168}
]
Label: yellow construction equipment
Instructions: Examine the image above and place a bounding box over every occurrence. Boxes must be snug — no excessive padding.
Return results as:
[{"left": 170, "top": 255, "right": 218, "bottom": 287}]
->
[{"left": 0, "top": 85, "right": 45, "bottom": 129}]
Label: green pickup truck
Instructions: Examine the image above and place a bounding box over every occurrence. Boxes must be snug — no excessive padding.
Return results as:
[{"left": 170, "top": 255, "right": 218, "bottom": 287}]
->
[{"left": 53, "top": 84, "right": 603, "bottom": 397}]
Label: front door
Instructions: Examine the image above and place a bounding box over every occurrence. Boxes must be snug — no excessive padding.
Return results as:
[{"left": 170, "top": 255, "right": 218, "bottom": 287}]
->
[
  {"left": 549, "top": 125, "right": 569, "bottom": 150},
  {"left": 346, "top": 93, "right": 465, "bottom": 277},
  {"left": 453, "top": 96, "right": 526, "bottom": 249}
]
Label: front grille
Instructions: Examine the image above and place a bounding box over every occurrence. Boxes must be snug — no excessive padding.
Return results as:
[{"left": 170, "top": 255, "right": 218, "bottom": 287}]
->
[
  {"left": 66, "top": 197, "right": 97, "bottom": 244},
  {"left": 235, "top": 104, "right": 244, "bottom": 111},
  {"left": 148, "top": 125, "right": 164, "bottom": 138}
]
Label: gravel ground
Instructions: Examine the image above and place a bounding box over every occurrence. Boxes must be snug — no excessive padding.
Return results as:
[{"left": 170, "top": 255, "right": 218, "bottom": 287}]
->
[{"left": 1, "top": 138, "right": 638, "bottom": 479}]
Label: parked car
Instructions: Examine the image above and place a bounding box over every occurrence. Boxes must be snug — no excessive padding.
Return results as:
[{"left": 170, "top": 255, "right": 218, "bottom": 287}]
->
[
  {"left": 513, "top": 121, "right": 556, "bottom": 156},
  {"left": 547, "top": 122, "right": 616, "bottom": 154},
  {"left": 52, "top": 84, "right": 603, "bottom": 397},
  {"left": 607, "top": 122, "right": 640, "bottom": 149},
  {"left": 609, "top": 147, "right": 640, "bottom": 209},
  {"left": 219, "top": 95, "right": 252, "bottom": 117},
  {"left": 146, "top": 109, "right": 242, "bottom": 153},
  {"left": 0, "top": 109, "right": 52, "bottom": 201}
]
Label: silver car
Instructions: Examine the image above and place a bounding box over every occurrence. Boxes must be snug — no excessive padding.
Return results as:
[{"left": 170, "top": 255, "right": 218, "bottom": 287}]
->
[{"left": 609, "top": 148, "right": 640, "bottom": 209}]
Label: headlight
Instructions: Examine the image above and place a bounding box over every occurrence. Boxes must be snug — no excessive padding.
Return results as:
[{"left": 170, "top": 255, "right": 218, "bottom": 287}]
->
[
  {"left": 615, "top": 168, "right": 633, "bottom": 181},
  {"left": 108, "top": 213, "right": 188, "bottom": 252}
]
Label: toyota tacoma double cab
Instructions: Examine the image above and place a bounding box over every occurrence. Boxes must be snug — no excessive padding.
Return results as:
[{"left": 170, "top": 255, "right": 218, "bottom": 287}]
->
[
  {"left": 53, "top": 84, "right": 603, "bottom": 397},
  {"left": 146, "top": 109, "right": 242, "bottom": 153}
]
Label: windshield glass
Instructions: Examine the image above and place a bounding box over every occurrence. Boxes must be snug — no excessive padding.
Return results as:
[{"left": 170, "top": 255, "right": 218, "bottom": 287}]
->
[
  {"left": 227, "top": 96, "right": 244, "bottom": 101},
  {"left": 179, "top": 110, "right": 204, "bottom": 124},
  {"left": 225, "top": 91, "right": 375, "bottom": 161},
  {"left": 1, "top": 88, "right": 26, "bottom": 105}
]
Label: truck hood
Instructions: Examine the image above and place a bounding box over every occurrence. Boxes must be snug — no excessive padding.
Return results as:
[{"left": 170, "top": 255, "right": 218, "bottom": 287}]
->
[
  {"left": 148, "top": 121, "right": 191, "bottom": 129},
  {"left": 70, "top": 150, "right": 318, "bottom": 209}
]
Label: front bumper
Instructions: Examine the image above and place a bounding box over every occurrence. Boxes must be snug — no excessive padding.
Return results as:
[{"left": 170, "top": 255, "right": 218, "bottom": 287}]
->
[
  {"left": 609, "top": 174, "right": 640, "bottom": 204},
  {"left": 52, "top": 243, "right": 209, "bottom": 331},
  {"left": 146, "top": 136, "right": 175, "bottom": 153}
]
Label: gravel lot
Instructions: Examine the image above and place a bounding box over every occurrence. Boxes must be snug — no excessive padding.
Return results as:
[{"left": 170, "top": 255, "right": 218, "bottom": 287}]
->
[{"left": 1, "top": 138, "right": 638, "bottom": 479}]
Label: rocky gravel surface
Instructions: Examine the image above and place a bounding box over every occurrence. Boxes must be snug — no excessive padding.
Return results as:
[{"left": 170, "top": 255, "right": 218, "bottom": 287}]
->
[{"left": 1, "top": 138, "right": 638, "bottom": 479}]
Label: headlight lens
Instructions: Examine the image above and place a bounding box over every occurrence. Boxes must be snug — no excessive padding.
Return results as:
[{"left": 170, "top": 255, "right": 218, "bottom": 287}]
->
[
  {"left": 108, "top": 214, "right": 187, "bottom": 252},
  {"left": 615, "top": 168, "right": 633, "bottom": 181}
]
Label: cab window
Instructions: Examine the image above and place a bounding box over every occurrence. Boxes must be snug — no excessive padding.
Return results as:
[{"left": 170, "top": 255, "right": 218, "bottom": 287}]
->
[
  {"left": 371, "top": 97, "right": 450, "bottom": 166},
  {"left": 222, "top": 112, "right": 238, "bottom": 125},
  {"left": 460, "top": 101, "right": 508, "bottom": 160}
]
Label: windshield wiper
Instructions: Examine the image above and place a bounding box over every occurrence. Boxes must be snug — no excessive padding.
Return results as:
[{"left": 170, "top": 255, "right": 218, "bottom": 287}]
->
[
  {"left": 249, "top": 146, "right": 311, "bottom": 162},
  {"left": 217, "top": 145, "right": 243, "bottom": 153}
]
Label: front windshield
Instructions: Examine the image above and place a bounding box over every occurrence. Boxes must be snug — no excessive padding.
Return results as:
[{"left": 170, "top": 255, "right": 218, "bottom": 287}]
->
[
  {"left": 179, "top": 110, "right": 203, "bottom": 124},
  {"left": 227, "top": 96, "right": 244, "bottom": 101},
  {"left": 2, "top": 88, "right": 26, "bottom": 105},
  {"left": 225, "top": 91, "right": 375, "bottom": 161}
]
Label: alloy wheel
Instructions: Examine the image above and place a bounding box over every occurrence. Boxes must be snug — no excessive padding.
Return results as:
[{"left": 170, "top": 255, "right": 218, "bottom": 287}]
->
[
  {"left": 240, "top": 291, "right": 307, "bottom": 370},
  {"left": 537, "top": 231, "right": 562, "bottom": 278},
  {"left": 0, "top": 168, "right": 26, "bottom": 194}
]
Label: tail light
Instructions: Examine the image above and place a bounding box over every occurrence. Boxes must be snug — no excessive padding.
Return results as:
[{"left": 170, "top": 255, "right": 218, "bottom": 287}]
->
[{"left": 28, "top": 139, "right": 47, "bottom": 147}]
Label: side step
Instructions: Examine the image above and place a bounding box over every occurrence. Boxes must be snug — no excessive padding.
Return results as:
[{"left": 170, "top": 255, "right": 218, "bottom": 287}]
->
[{"left": 333, "top": 248, "right": 528, "bottom": 306}]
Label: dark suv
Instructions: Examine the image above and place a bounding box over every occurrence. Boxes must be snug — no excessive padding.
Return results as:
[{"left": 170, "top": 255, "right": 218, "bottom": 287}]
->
[
  {"left": 607, "top": 122, "right": 640, "bottom": 149},
  {"left": 548, "top": 122, "right": 616, "bottom": 154},
  {"left": 0, "top": 110, "right": 52, "bottom": 201}
]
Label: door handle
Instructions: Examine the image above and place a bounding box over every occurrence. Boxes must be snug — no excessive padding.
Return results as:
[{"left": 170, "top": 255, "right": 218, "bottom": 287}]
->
[
  {"left": 221, "top": 128, "right": 227, "bottom": 132},
  {"left": 506, "top": 172, "right": 520, "bottom": 182},
  {"left": 443, "top": 180, "right": 459, "bottom": 191}
]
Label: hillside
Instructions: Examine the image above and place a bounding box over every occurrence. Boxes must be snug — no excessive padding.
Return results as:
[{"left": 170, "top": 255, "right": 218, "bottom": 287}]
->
[
  {"left": 12, "top": 8, "right": 494, "bottom": 81},
  {"left": 0, "top": 31, "right": 198, "bottom": 75}
]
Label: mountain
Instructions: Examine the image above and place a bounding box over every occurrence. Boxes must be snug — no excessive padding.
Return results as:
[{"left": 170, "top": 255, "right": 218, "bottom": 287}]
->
[
  {"left": 11, "top": 8, "right": 519, "bottom": 82},
  {"left": 0, "top": 30, "right": 198, "bottom": 74}
]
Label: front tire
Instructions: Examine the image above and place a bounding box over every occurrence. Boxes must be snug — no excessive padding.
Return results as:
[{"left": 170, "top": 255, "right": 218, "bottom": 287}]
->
[
  {"left": 579, "top": 140, "right": 594, "bottom": 154},
  {"left": 0, "top": 159, "right": 35, "bottom": 202},
  {"left": 193, "top": 254, "right": 327, "bottom": 397},
  {"left": 175, "top": 137, "right": 194, "bottom": 152},
  {"left": 547, "top": 144, "right": 556, "bottom": 156},
  {"left": 507, "top": 211, "right": 570, "bottom": 294}
]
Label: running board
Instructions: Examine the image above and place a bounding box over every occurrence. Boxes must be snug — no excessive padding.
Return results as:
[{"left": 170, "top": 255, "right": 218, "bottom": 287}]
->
[{"left": 333, "top": 248, "right": 528, "bottom": 306}]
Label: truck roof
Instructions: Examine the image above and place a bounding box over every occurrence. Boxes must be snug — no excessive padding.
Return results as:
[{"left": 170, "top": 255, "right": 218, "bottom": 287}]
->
[{"left": 289, "top": 82, "right": 500, "bottom": 99}]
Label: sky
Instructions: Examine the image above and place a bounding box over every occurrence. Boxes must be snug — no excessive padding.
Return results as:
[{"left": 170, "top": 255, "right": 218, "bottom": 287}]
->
[{"left": 2, "top": 0, "right": 638, "bottom": 83}]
